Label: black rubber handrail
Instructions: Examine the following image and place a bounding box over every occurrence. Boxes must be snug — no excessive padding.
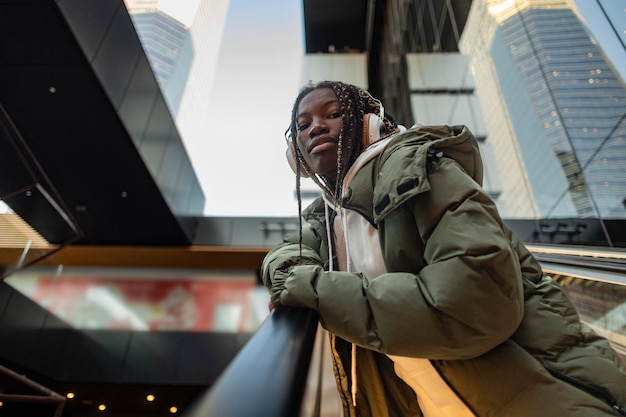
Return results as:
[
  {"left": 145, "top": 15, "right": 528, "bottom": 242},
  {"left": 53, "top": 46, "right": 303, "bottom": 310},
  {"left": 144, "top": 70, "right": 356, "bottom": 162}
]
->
[{"left": 183, "top": 307, "right": 319, "bottom": 417}]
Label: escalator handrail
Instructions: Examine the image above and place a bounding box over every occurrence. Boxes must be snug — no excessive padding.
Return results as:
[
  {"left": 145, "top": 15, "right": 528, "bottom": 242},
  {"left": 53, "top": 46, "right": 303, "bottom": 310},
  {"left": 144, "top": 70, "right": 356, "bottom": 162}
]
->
[
  {"left": 528, "top": 244, "right": 626, "bottom": 285},
  {"left": 183, "top": 306, "right": 319, "bottom": 417}
]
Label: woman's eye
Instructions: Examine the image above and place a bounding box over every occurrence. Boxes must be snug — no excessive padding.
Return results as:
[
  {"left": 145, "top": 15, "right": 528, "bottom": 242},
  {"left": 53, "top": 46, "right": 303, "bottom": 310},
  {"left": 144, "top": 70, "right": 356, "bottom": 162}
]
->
[
  {"left": 329, "top": 112, "right": 341, "bottom": 119},
  {"left": 297, "top": 123, "right": 309, "bottom": 132}
]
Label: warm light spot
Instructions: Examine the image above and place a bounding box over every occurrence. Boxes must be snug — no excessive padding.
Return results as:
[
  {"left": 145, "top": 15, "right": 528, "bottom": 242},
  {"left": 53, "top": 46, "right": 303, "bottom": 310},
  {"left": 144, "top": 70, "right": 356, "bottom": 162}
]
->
[
  {"left": 0, "top": 402, "right": 3, "bottom": 407},
  {"left": 488, "top": 0, "right": 515, "bottom": 15},
  {"left": 98, "top": 404, "right": 106, "bottom": 411},
  {"left": 67, "top": 393, "right": 75, "bottom": 399},
  {"left": 146, "top": 394, "right": 155, "bottom": 402},
  {"left": 170, "top": 406, "right": 178, "bottom": 414}
]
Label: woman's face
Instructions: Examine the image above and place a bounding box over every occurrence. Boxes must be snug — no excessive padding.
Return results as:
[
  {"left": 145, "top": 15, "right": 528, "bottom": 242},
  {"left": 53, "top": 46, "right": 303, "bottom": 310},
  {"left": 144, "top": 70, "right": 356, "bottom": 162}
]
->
[{"left": 295, "top": 88, "right": 342, "bottom": 182}]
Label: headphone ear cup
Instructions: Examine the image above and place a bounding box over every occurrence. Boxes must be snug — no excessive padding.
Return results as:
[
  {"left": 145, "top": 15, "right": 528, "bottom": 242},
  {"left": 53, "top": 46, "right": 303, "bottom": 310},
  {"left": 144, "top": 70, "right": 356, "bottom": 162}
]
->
[
  {"left": 362, "top": 113, "right": 387, "bottom": 148},
  {"left": 286, "top": 141, "right": 310, "bottom": 178}
]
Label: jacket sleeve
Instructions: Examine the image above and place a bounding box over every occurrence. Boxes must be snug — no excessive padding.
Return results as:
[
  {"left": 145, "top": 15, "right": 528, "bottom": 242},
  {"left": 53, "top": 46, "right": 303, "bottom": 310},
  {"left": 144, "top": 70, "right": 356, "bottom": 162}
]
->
[
  {"left": 260, "top": 217, "right": 325, "bottom": 293},
  {"left": 279, "top": 157, "right": 525, "bottom": 360}
]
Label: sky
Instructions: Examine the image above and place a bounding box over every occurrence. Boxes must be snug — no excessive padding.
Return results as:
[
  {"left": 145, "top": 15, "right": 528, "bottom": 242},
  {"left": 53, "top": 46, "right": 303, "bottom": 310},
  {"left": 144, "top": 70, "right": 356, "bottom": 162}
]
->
[
  {"left": 151, "top": 0, "right": 625, "bottom": 219},
  {"left": 163, "top": 0, "right": 306, "bottom": 217}
]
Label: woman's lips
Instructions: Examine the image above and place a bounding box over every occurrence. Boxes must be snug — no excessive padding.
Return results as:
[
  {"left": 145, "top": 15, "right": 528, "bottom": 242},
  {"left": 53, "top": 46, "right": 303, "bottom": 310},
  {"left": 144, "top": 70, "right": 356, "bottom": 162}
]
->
[
  {"left": 309, "top": 137, "right": 337, "bottom": 154},
  {"left": 310, "top": 141, "right": 336, "bottom": 154}
]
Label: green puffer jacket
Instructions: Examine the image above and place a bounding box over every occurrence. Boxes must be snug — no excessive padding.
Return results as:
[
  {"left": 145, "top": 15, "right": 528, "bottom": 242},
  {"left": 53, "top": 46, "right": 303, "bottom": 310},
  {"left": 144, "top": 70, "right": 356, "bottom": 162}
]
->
[{"left": 262, "top": 125, "right": 626, "bottom": 417}]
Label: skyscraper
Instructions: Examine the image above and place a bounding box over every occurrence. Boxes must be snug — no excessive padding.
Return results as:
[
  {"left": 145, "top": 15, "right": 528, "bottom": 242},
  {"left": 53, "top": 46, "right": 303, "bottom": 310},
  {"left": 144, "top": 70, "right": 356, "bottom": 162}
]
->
[
  {"left": 125, "top": 0, "right": 191, "bottom": 114},
  {"left": 169, "top": 0, "right": 229, "bottom": 156},
  {"left": 124, "top": 0, "right": 230, "bottom": 204},
  {"left": 460, "top": 0, "right": 626, "bottom": 219}
]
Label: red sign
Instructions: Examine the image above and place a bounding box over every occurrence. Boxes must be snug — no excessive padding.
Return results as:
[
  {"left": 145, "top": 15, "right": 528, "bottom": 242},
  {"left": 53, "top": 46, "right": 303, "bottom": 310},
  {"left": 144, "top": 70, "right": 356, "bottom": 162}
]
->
[{"left": 28, "top": 275, "right": 262, "bottom": 332}]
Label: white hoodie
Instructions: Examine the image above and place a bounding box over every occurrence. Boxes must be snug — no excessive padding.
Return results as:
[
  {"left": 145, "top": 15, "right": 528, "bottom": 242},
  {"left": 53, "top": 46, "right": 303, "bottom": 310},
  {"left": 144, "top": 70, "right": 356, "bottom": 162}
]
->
[{"left": 323, "top": 134, "right": 475, "bottom": 417}]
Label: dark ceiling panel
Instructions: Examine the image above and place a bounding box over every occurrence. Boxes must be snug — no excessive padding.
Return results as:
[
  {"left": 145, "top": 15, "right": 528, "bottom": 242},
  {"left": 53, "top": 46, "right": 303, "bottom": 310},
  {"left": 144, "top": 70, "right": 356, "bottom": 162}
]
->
[
  {"left": 0, "top": 64, "right": 104, "bottom": 114},
  {"left": 303, "top": 0, "right": 368, "bottom": 53},
  {"left": 0, "top": 0, "right": 205, "bottom": 245},
  {"left": 0, "top": 1, "right": 83, "bottom": 65}
]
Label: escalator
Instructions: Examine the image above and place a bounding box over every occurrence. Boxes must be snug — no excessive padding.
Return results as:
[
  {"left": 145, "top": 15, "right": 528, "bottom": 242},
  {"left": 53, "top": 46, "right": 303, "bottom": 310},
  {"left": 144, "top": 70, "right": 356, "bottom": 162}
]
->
[{"left": 529, "top": 244, "right": 626, "bottom": 359}]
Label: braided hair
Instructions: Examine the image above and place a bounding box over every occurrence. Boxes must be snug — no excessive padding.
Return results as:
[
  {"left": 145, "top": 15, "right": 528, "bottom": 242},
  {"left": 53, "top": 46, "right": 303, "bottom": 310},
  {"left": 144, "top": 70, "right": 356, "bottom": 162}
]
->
[{"left": 287, "top": 81, "right": 398, "bottom": 208}]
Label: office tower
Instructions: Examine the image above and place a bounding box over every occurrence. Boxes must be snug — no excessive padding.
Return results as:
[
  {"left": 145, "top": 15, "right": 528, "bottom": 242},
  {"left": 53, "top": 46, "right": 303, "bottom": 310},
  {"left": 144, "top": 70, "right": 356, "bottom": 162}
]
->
[
  {"left": 170, "top": 0, "right": 229, "bottom": 156},
  {"left": 125, "top": 0, "right": 229, "bottom": 133},
  {"left": 125, "top": 0, "right": 191, "bottom": 113},
  {"left": 570, "top": 0, "right": 626, "bottom": 85},
  {"left": 125, "top": 0, "right": 229, "bottom": 210},
  {"left": 460, "top": 0, "right": 626, "bottom": 219}
]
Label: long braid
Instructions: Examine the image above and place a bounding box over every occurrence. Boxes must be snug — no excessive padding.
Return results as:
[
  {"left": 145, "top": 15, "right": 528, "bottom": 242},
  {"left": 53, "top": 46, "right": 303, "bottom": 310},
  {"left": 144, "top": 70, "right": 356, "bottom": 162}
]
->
[
  {"left": 332, "top": 83, "right": 366, "bottom": 207},
  {"left": 294, "top": 142, "right": 303, "bottom": 259}
]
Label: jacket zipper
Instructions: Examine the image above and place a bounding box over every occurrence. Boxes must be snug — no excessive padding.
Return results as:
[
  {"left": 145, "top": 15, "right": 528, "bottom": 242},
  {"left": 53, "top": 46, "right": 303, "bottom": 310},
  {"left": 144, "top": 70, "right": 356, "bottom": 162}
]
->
[
  {"left": 329, "top": 334, "right": 357, "bottom": 417},
  {"left": 545, "top": 366, "right": 626, "bottom": 416}
]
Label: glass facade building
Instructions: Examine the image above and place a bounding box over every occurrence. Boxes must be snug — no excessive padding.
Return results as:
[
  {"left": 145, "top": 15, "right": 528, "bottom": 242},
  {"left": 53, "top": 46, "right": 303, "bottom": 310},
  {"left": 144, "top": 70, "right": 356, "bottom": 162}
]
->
[
  {"left": 124, "top": 2, "right": 192, "bottom": 115},
  {"left": 125, "top": 0, "right": 230, "bottom": 207},
  {"left": 460, "top": 0, "right": 626, "bottom": 220},
  {"left": 127, "top": 12, "right": 188, "bottom": 88}
]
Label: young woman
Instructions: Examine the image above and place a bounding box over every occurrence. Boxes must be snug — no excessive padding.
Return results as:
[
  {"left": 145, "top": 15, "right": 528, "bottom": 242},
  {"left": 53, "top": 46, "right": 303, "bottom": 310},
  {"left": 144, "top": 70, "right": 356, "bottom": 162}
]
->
[{"left": 261, "top": 80, "right": 626, "bottom": 416}]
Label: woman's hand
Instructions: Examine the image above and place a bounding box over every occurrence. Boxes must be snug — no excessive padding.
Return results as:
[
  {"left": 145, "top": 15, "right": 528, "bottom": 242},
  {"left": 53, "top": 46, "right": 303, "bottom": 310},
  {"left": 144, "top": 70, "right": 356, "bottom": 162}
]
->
[{"left": 269, "top": 268, "right": 289, "bottom": 307}]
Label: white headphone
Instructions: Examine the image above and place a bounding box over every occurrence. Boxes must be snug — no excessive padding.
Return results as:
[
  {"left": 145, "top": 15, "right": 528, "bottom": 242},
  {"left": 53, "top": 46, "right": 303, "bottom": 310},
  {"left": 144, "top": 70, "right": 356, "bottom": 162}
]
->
[{"left": 362, "top": 98, "right": 386, "bottom": 148}]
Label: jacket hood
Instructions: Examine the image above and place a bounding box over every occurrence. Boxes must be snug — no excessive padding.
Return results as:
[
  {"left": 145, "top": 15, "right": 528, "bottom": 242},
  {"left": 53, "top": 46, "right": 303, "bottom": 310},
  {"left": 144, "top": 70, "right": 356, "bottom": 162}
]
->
[{"left": 371, "top": 125, "right": 482, "bottom": 223}]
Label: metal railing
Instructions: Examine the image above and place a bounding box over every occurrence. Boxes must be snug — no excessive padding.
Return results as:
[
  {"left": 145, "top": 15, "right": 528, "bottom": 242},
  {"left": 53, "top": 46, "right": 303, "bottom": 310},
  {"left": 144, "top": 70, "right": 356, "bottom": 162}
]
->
[
  {"left": 183, "top": 307, "right": 319, "bottom": 417},
  {"left": 0, "top": 363, "right": 65, "bottom": 417}
]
